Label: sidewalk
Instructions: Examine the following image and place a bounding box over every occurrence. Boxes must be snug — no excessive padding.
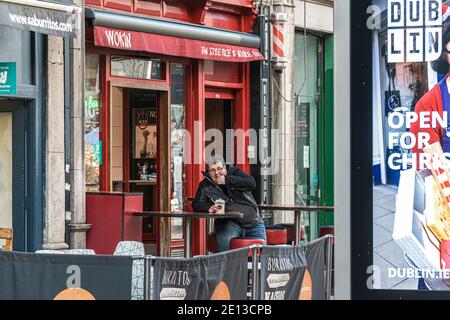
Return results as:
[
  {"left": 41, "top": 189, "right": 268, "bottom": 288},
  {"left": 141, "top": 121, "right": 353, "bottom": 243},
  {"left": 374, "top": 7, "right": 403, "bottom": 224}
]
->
[{"left": 373, "top": 185, "right": 418, "bottom": 290}]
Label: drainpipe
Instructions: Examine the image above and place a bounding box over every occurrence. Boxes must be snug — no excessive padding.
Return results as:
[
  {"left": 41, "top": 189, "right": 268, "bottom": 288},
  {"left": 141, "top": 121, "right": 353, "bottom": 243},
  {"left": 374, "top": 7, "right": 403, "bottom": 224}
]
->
[{"left": 68, "top": 0, "right": 91, "bottom": 248}]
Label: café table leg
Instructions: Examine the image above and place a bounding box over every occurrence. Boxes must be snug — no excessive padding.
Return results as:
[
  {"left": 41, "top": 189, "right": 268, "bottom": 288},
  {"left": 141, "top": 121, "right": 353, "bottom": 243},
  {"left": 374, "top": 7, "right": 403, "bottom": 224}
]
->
[
  {"left": 294, "top": 211, "right": 302, "bottom": 245},
  {"left": 185, "top": 218, "right": 192, "bottom": 258}
]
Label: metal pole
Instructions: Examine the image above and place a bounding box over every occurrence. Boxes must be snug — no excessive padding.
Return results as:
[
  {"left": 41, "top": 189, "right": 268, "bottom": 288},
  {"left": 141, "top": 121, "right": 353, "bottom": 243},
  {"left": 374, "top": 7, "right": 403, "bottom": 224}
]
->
[
  {"left": 294, "top": 211, "right": 302, "bottom": 245},
  {"left": 185, "top": 218, "right": 192, "bottom": 258},
  {"left": 251, "top": 246, "right": 259, "bottom": 300},
  {"left": 326, "top": 235, "right": 334, "bottom": 300},
  {"left": 144, "top": 256, "right": 152, "bottom": 300}
]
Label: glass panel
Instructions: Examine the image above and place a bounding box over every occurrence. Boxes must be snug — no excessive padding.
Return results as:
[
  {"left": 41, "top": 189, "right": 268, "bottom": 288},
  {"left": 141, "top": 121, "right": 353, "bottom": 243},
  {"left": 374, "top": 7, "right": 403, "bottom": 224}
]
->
[
  {"left": 84, "top": 54, "right": 102, "bottom": 191},
  {"left": 0, "top": 26, "right": 32, "bottom": 85},
  {"left": 170, "top": 63, "right": 186, "bottom": 240},
  {"left": 294, "top": 33, "right": 320, "bottom": 241},
  {"left": 0, "top": 112, "right": 12, "bottom": 247},
  {"left": 111, "top": 56, "right": 163, "bottom": 80}
]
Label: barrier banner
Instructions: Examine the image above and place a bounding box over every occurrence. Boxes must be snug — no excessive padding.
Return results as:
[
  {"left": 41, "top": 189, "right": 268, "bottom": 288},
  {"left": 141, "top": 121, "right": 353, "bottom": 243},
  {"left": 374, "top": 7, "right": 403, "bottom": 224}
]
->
[
  {"left": 0, "top": 251, "right": 133, "bottom": 300},
  {"left": 152, "top": 248, "right": 248, "bottom": 300},
  {"left": 259, "top": 246, "right": 307, "bottom": 300},
  {"left": 303, "top": 236, "right": 328, "bottom": 300}
]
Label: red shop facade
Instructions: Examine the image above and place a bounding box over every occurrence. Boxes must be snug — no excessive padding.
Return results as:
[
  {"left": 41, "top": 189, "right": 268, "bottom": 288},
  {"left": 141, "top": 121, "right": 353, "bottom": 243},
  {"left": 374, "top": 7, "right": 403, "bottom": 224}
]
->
[{"left": 84, "top": 0, "right": 263, "bottom": 257}]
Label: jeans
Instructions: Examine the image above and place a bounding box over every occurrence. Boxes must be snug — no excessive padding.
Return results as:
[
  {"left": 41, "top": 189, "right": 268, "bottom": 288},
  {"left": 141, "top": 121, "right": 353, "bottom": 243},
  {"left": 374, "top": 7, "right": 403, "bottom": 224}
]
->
[{"left": 215, "top": 219, "right": 266, "bottom": 253}]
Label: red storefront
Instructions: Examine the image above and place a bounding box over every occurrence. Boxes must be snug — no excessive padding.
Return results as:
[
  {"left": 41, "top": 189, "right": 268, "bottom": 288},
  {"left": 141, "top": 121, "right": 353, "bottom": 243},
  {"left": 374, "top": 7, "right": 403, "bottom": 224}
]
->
[{"left": 84, "top": 0, "right": 263, "bottom": 257}]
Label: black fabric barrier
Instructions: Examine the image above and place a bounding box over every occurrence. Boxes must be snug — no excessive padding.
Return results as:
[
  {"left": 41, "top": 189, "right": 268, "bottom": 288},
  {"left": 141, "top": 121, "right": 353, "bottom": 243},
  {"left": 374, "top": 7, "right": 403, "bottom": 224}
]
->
[
  {"left": 303, "top": 236, "right": 327, "bottom": 300},
  {"left": 152, "top": 248, "right": 249, "bottom": 300},
  {"left": 259, "top": 236, "right": 328, "bottom": 300},
  {"left": 259, "top": 246, "right": 307, "bottom": 300},
  {"left": 0, "top": 251, "right": 133, "bottom": 300}
]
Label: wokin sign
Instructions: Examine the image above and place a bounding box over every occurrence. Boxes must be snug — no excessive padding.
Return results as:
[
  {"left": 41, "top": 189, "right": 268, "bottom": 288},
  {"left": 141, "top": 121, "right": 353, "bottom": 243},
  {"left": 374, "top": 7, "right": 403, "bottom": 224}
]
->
[{"left": 94, "top": 26, "right": 264, "bottom": 63}]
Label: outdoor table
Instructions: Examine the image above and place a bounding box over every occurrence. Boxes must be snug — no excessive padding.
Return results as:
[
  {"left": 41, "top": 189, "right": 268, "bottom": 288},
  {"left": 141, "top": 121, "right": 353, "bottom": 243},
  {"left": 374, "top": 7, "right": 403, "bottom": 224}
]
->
[
  {"left": 257, "top": 204, "right": 334, "bottom": 245},
  {"left": 131, "top": 211, "right": 243, "bottom": 258}
]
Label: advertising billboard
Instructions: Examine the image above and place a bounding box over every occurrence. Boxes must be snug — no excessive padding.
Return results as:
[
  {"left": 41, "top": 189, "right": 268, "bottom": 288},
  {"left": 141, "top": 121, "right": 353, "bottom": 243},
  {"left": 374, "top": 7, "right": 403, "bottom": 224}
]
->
[{"left": 351, "top": 0, "right": 450, "bottom": 298}]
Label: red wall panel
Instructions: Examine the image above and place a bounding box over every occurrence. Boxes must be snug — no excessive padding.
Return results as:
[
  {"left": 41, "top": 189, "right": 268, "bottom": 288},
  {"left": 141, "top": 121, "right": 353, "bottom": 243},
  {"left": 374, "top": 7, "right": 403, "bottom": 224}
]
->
[
  {"left": 205, "top": 61, "right": 240, "bottom": 83},
  {"left": 210, "top": 0, "right": 254, "bottom": 7},
  {"left": 86, "top": 0, "right": 103, "bottom": 6},
  {"left": 104, "top": 0, "right": 133, "bottom": 12},
  {"left": 162, "top": 1, "right": 190, "bottom": 22},
  {"left": 86, "top": 192, "right": 143, "bottom": 254},
  {"left": 134, "top": 0, "right": 161, "bottom": 17},
  {"left": 204, "top": 9, "right": 241, "bottom": 31}
]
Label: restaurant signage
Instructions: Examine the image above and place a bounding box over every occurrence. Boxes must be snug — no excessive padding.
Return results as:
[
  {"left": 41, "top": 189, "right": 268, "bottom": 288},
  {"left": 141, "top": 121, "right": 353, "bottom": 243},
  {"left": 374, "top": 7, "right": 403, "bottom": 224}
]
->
[
  {"left": 0, "top": 252, "right": 132, "bottom": 300},
  {"left": 94, "top": 26, "right": 264, "bottom": 63},
  {"left": 0, "top": 1, "right": 78, "bottom": 38}
]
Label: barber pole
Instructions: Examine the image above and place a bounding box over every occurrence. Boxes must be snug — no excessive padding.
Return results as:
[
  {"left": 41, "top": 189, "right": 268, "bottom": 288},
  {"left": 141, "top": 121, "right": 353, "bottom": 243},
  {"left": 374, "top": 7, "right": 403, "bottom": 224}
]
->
[{"left": 271, "top": 12, "right": 288, "bottom": 70}]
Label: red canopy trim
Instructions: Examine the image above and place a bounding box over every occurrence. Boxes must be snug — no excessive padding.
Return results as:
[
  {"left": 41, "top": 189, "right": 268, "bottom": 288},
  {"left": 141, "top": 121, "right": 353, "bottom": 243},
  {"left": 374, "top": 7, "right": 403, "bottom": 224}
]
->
[{"left": 94, "top": 26, "right": 264, "bottom": 63}]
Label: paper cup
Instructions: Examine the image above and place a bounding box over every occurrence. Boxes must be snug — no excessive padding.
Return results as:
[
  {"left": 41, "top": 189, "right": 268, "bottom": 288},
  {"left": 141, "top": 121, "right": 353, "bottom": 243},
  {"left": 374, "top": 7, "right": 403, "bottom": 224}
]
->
[{"left": 214, "top": 199, "right": 225, "bottom": 214}]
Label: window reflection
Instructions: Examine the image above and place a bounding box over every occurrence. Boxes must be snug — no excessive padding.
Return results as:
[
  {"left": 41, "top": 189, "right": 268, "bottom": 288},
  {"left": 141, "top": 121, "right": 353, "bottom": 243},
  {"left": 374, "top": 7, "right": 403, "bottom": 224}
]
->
[
  {"left": 170, "top": 63, "right": 186, "bottom": 240},
  {"left": 85, "top": 54, "right": 102, "bottom": 192},
  {"left": 111, "top": 56, "right": 163, "bottom": 80}
]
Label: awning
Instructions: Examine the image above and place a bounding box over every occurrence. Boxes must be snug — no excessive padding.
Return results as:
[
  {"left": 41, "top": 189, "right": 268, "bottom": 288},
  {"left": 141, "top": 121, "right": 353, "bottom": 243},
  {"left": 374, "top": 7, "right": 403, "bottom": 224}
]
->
[
  {"left": 87, "top": 8, "right": 264, "bottom": 63},
  {"left": 0, "top": 0, "right": 81, "bottom": 38}
]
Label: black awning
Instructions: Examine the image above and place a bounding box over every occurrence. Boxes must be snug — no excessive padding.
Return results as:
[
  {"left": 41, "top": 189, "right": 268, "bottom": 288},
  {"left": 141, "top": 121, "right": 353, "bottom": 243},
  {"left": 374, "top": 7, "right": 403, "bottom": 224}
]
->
[
  {"left": 0, "top": 0, "right": 80, "bottom": 37},
  {"left": 86, "top": 7, "right": 260, "bottom": 49}
]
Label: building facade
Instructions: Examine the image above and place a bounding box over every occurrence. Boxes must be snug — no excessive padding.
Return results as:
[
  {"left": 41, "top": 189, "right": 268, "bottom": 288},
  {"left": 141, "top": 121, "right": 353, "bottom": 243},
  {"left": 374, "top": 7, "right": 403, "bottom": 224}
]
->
[
  {"left": 0, "top": 0, "right": 82, "bottom": 252},
  {"left": 83, "top": 0, "right": 264, "bottom": 256},
  {"left": 269, "top": 0, "right": 334, "bottom": 240}
]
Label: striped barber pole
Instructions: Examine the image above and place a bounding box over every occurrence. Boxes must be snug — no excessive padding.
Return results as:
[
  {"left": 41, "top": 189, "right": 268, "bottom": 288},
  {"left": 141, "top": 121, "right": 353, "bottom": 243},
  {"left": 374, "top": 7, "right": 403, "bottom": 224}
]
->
[
  {"left": 272, "top": 22, "right": 285, "bottom": 60},
  {"left": 271, "top": 11, "right": 288, "bottom": 70}
]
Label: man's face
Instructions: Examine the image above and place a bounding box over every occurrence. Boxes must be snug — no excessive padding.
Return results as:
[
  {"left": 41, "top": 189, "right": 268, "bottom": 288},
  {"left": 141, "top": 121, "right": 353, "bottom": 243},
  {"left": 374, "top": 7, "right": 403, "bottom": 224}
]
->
[{"left": 208, "top": 163, "right": 227, "bottom": 184}]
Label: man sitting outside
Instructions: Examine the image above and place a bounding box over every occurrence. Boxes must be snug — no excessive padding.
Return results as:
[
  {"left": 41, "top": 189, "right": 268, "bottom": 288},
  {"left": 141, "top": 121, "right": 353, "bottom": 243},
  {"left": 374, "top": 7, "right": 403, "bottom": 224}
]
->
[{"left": 192, "top": 156, "right": 266, "bottom": 252}]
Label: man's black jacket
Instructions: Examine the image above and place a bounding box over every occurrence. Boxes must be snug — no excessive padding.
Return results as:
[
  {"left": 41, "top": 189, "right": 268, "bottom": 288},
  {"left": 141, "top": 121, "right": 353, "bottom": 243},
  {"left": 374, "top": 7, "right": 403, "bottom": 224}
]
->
[{"left": 192, "top": 165, "right": 262, "bottom": 228}]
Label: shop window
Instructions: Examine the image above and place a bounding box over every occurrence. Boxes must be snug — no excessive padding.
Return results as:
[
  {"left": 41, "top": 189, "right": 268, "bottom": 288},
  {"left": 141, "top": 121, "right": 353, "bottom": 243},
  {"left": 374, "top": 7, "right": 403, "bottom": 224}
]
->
[
  {"left": 111, "top": 56, "right": 164, "bottom": 80},
  {"left": 85, "top": 54, "right": 102, "bottom": 192},
  {"left": 170, "top": 63, "right": 186, "bottom": 240},
  {"left": 204, "top": 60, "right": 240, "bottom": 83},
  {"left": 0, "top": 26, "right": 32, "bottom": 86}
]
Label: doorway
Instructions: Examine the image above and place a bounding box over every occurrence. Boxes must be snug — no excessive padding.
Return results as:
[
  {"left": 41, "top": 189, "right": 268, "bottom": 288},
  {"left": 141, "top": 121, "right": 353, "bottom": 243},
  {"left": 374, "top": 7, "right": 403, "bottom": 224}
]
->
[
  {"left": 205, "top": 98, "right": 234, "bottom": 163},
  {"left": 109, "top": 85, "right": 173, "bottom": 255},
  {"left": 294, "top": 33, "right": 325, "bottom": 240},
  {"left": 0, "top": 99, "right": 27, "bottom": 251}
]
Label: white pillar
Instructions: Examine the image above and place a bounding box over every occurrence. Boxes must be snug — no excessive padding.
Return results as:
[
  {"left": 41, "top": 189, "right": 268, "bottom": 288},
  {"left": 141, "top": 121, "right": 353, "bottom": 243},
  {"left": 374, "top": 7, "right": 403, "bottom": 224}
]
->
[
  {"left": 69, "top": 0, "right": 91, "bottom": 248},
  {"left": 43, "top": 35, "right": 69, "bottom": 250}
]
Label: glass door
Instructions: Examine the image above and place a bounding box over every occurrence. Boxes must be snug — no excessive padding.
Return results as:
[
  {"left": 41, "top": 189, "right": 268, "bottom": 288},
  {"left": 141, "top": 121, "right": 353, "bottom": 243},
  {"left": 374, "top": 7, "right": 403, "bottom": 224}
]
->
[
  {"left": 170, "top": 63, "right": 187, "bottom": 257},
  {"left": 294, "top": 33, "right": 324, "bottom": 241},
  {"left": 0, "top": 112, "right": 12, "bottom": 245},
  {"left": 0, "top": 100, "right": 27, "bottom": 251}
]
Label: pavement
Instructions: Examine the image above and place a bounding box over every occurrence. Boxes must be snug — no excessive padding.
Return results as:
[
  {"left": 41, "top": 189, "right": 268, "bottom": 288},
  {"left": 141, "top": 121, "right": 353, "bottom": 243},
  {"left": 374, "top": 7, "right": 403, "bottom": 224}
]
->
[{"left": 373, "top": 184, "right": 418, "bottom": 290}]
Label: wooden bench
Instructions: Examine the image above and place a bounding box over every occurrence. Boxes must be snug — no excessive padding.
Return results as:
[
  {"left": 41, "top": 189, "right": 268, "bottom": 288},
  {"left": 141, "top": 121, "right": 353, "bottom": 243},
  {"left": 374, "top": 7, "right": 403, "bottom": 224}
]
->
[{"left": 0, "top": 228, "right": 13, "bottom": 251}]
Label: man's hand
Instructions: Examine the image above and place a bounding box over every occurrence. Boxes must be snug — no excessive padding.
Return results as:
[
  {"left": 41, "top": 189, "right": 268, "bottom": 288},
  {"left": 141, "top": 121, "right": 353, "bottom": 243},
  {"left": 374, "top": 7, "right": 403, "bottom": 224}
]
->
[{"left": 208, "top": 205, "right": 221, "bottom": 213}]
